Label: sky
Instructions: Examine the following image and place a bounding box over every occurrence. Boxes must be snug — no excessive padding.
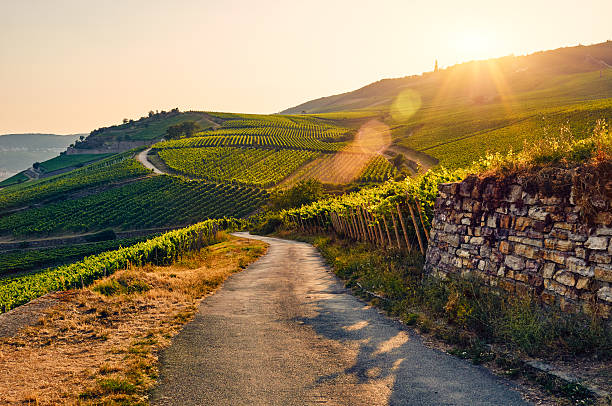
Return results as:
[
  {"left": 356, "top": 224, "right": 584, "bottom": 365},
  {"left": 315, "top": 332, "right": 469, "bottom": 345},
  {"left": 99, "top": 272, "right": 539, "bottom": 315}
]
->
[{"left": 0, "top": 0, "right": 610, "bottom": 134}]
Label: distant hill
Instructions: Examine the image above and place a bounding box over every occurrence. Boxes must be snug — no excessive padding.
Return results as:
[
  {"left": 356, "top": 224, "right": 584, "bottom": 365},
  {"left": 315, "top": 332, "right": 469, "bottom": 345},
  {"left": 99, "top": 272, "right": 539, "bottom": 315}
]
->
[
  {"left": 69, "top": 110, "right": 218, "bottom": 153},
  {"left": 0, "top": 133, "right": 83, "bottom": 180},
  {"left": 282, "top": 41, "right": 612, "bottom": 115},
  {"left": 281, "top": 41, "right": 612, "bottom": 168}
]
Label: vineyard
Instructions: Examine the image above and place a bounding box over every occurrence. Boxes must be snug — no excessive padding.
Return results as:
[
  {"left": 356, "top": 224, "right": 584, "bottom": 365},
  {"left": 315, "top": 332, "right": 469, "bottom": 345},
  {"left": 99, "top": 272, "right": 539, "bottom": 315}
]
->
[
  {"left": 38, "top": 153, "right": 114, "bottom": 173},
  {"left": 0, "top": 152, "right": 150, "bottom": 212},
  {"left": 282, "top": 167, "right": 463, "bottom": 253},
  {"left": 0, "top": 175, "right": 267, "bottom": 237},
  {"left": 158, "top": 147, "right": 320, "bottom": 187},
  {"left": 207, "top": 112, "right": 346, "bottom": 131},
  {"left": 357, "top": 155, "right": 398, "bottom": 183},
  {"left": 155, "top": 134, "right": 345, "bottom": 152},
  {"left": 0, "top": 219, "right": 232, "bottom": 312},
  {"left": 0, "top": 236, "right": 149, "bottom": 276},
  {"left": 197, "top": 125, "right": 349, "bottom": 140},
  {"left": 280, "top": 153, "right": 396, "bottom": 186},
  {"left": 0, "top": 172, "right": 28, "bottom": 188}
]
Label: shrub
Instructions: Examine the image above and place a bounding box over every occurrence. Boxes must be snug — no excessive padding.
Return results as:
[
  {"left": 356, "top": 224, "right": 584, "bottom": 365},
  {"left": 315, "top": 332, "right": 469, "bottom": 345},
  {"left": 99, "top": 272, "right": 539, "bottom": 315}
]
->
[
  {"left": 85, "top": 228, "right": 117, "bottom": 242},
  {"left": 269, "top": 179, "right": 325, "bottom": 210},
  {"left": 473, "top": 118, "right": 611, "bottom": 175}
]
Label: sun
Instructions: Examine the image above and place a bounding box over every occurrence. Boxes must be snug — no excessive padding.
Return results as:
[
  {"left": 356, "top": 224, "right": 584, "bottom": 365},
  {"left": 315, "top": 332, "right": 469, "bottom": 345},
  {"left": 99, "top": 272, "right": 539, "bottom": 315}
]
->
[{"left": 454, "top": 31, "right": 493, "bottom": 61}]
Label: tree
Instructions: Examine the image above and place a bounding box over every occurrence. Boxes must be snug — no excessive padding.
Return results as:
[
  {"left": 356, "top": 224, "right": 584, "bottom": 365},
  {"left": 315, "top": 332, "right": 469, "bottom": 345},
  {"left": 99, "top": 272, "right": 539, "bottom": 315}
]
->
[
  {"left": 148, "top": 110, "right": 155, "bottom": 117},
  {"left": 164, "top": 121, "right": 202, "bottom": 140},
  {"left": 269, "top": 179, "right": 325, "bottom": 210},
  {"left": 123, "top": 118, "right": 129, "bottom": 124}
]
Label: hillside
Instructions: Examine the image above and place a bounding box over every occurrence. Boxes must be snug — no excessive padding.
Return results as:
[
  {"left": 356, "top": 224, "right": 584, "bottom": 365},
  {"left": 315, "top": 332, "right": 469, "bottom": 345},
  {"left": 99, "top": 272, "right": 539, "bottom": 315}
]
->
[
  {"left": 282, "top": 41, "right": 612, "bottom": 168},
  {"left": 68, "top": 109, "right": 218, "bottom": 153},
  {"left": 2, "top": 41, "right": 611, "bottom": 406},
  {"left": 3, "top": 42, "right": 612, "bottom": 298},
  {"left": 0, "top": 133, "right": 82, "bottom": 181}
]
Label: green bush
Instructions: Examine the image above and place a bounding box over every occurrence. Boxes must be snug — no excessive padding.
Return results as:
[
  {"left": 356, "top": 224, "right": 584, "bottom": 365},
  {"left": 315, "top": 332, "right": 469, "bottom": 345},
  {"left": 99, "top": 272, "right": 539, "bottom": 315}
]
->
[
  {"left": 253, "top": 214, "right": 283, "bottom": 235},
  {"left": 93, "top": 272, "right": 150, "bottom": 296},
  {"left": 84, "top": 228, "right": 117, "bottom": 242},
  {"left": 269, "top": 179, "right": 325, "bottom": 210}
]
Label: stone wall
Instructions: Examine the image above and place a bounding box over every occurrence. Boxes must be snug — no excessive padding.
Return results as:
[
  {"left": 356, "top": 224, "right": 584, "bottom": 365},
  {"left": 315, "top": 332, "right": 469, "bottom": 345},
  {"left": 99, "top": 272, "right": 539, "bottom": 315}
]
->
[{"left": 424, "top": 166, "right": 612, "bottom": 318}]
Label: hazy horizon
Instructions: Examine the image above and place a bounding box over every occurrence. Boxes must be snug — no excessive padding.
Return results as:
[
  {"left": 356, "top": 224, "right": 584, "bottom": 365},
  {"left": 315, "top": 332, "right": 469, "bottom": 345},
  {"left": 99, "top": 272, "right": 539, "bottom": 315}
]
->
[{"left": 1, "top": 0, "right": 610, "bottom": 134}]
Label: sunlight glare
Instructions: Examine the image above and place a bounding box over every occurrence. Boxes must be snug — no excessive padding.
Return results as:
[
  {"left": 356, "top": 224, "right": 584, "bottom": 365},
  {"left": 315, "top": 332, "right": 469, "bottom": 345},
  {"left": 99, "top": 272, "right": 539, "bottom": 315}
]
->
[
  {"left": 390, "top": 89, "right": 422, "bottom": 122},
  {"left": 454, "top": 31, "right": 493, "bottom": 61}
]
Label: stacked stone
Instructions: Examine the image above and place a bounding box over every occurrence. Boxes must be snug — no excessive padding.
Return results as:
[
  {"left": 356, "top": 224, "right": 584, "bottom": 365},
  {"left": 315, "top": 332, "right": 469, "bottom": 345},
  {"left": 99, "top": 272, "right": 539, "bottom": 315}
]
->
[{"left": 424, "top": 175, "right": 612, "bottom": 319}]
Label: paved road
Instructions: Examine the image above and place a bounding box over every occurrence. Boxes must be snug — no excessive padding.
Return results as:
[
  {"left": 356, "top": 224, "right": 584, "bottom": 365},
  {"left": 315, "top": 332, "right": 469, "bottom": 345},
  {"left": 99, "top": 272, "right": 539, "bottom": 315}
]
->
[
  {"left": 152, "top": 233, "right": 528, "bottom": 406},
  {"left": 137, "top": 148, "right": 163, "bottom": 174}
]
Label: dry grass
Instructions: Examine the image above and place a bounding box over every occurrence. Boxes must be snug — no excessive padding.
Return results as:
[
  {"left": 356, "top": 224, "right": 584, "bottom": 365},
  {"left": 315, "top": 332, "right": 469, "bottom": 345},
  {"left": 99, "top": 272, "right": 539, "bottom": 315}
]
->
[{"left": 0, "top": 236, "right": 267, "bottom": 405}]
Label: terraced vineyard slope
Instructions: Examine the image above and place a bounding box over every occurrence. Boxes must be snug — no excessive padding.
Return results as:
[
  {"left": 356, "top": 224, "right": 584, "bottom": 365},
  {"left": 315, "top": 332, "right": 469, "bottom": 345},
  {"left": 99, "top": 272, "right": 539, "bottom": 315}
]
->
[
  {"left": 150, "top": 113, "right": 372, "bottom": 187},
  {"left": 0, "top": 175, "right": 266, "bottom": 238}
]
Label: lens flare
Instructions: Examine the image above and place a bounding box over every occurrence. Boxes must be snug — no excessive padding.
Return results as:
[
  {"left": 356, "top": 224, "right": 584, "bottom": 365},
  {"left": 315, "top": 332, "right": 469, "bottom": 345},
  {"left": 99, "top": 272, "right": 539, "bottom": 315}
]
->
[
  {"left": 390, "top": 89, "right": 421, "bottom": 122},
  {"left": 312, "top": 120, "right": 392, "bottom": 184},
  {"left": 353, "top": 119, "right": 392, "bottom": 154}
]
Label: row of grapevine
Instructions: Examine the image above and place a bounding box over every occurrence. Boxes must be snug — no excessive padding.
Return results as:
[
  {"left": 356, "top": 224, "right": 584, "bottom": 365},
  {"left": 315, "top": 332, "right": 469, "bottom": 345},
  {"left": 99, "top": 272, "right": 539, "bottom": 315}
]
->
[
  {"left": 281, "top": 152, "right": 376, "bottom": 186},
  {"left": 197, "top": 125, "right": 349, "bottom": 140},
  {"left": 156, "top": 134, "right": 346, "bottom": 152},
  {"left": 0, "top": 219, "right": 236, "bottom": 312},
  {"left": 0, "top": 175, "right": 268, "bottom": 237},
  {"left": 282, "top": 168, "right": 463, "bottom": 253},
  {"left": 158, "top": 147, "right": 320, "bottom": 188},
  {"left": 0, "top": 155, "right": 150, "bottom": 212},
  {"left": 216, "top": 114, "right": 346, "bottom": 132},
  {"left": 357, "top": 155, "right": 398, "bottom": 183},
  {"left": 0, "top": 236, "right": 149, "bottom": 276}
]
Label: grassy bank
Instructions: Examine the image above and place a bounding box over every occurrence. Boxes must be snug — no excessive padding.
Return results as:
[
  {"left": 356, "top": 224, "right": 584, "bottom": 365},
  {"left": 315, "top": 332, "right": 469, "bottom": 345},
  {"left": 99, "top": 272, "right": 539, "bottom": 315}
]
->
[
  {"left": 0, "top": 236, "right": 268, "bottom": 405},
  {"left": 297, "top": 233, "right": 611, "bottom": 358}
]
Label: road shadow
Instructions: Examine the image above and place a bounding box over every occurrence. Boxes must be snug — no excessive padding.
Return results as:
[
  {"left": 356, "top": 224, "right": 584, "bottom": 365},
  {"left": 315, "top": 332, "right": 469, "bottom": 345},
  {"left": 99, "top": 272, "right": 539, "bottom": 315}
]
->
[{"left": 296, "top": 284, "right": 527, "bottom": 406}]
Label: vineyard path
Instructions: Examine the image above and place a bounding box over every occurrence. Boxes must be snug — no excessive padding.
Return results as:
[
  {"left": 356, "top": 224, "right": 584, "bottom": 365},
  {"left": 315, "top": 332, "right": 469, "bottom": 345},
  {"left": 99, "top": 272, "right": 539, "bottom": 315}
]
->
[
  {"left": 137, "top": 148, "right": 164, "bottom": 174},
  {"left": 152, "top": 233, "right": 528, "bottom": 406}
]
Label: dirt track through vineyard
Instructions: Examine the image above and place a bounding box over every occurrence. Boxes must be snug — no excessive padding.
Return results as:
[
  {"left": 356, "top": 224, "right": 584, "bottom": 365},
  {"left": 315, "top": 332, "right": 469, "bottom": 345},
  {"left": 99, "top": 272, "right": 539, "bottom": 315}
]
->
[
  {"left": 152, "top": 233, "right": 528, "bottom": 405},
  {"left": 137, "top": 148, "right": 164, "bottom": 174}
]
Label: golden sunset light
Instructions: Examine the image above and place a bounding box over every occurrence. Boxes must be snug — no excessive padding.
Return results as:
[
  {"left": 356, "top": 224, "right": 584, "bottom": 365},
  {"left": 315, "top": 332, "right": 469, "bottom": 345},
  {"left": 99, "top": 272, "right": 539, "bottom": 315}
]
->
[{"left": 1, "top": 1, "right": 611, "bottom": 404}]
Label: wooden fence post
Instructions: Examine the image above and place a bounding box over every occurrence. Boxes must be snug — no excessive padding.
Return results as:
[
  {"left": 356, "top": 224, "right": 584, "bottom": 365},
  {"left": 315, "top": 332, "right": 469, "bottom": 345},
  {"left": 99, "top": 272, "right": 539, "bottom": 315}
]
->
[
  {"left": 364, "top": 209, "right": 373, "bottom": 243},
  {"left": 331, "top": 212, "right": 338, "bottom": 234},
  {"left": 396, "top": 203, "right": 412, "bottom": 252},
  {"left": 376, "top": 219, "right": 385, "bottom": 247},
  {"left": 340, "top": 216, "right": 353, "bottom": 239},
  {"left": 358, "top": 208, "right": 367, "bottom": 242},
  {"left": 344, "top": 215, "right": 353, "bottom": 239},
  {"left": 407, "top": 200, "right": 425, "bottom": 255},
  {"left": 332, "top": 212, "right": 340, "bottom": 234},
  {"left": 351, "top": 211, "right": 360, "bottom": 241},
  {"left": 383, "top": 216, "right": 392, "bottom": 248},
  {"left": 370, "top": 211, "right": 381, "bottom": 246},
  {"left": 366, "top": 208, "right": 375, "bottom": 244},
  {"left": 365, "top": 208, "right": 375, "bottom": 244},
  {"left": 414, "top": 197, "right": 430, "bottom": 242},
  {"left": 390, "top": 211, "right": 402, "bottom": 249}
]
